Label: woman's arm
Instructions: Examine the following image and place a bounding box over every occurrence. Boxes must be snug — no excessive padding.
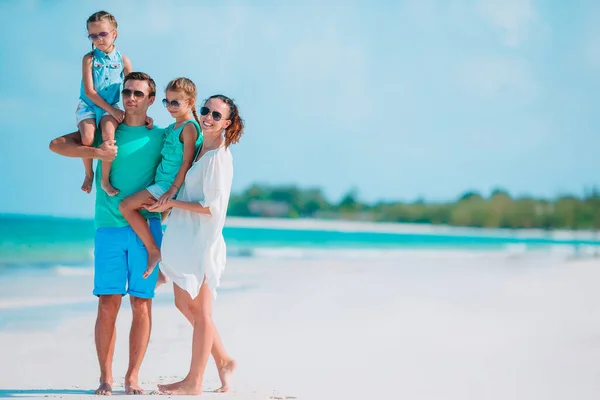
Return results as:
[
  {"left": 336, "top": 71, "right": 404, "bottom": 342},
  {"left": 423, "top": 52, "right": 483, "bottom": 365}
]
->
[
  {"left": 146, "top": 199, "right": 211, "bottom": 215},
  {"left": 171, "top": 199, "right": 212, "bottom": 215},
  {"left": 147, "top": 150, "right": 232, "bottom": 216}
]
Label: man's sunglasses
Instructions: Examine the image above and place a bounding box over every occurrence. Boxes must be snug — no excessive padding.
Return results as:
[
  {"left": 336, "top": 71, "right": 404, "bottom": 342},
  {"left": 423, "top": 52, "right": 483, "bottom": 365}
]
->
[
  {"left": 162, "top": 99, "right": 188, "bottom": 109},
  {"left": 88, "top": 30, "right": 114, "bottom": 41},
  {"left": 122, "top": 89, "right": 146, "bottom": 99},
  {"left": 199, "top": 106, "right": 224, "bottom": 122}
]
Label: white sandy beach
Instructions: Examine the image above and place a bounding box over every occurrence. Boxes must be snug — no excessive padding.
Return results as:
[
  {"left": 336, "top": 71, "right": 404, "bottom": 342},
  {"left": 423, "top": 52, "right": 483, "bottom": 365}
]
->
[
  {"left": 225, "top": 216, "right": 600, "bottom": 241},
  {"left": 2, "top": 251, "right": 600, "bottom": 399}
]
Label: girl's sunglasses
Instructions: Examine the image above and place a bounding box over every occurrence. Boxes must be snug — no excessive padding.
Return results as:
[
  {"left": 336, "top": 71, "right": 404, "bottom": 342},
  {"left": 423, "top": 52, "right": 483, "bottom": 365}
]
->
[
  {"left": 122, "top": 89, "right": 146, "bottom": 99},
  {"left": 88, "top": 30, "right": 114, "bottom": 41},
  {"left": 162, "top": 99, "right": 188, "bottom": 109},
  {"left": 199, "top": 106, "right": 224, "bottom": 121}
]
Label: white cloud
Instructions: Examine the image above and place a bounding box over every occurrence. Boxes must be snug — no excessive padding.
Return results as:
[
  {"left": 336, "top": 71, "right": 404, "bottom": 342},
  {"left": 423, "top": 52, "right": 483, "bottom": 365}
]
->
[
  {"left": 476, "top": 0, "right": 536, "bottom": 47},
  {"left": 457, "top": 57, "right": 535, "bottom": 100}
]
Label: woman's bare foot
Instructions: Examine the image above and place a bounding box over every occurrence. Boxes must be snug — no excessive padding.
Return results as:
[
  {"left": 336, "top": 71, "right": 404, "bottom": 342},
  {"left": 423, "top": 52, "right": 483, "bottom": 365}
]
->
[
  {"left": 158, "top": 379, "right": 202, "bottom": 395},
  {"left": 101, "top": 179, "right": 119, "bottom": 196},
  {"left": 156, "top": 270, "right": 169, "bottom": 288},
  {"left": 143, "top": 249, "right": 162, "bottom": 279},
  {"left": 156, "top": 381, "right": 178, "bottom": 392},
  {"left": 81, "top": 173, "right": 94, "bottom": 194},
  {"left": 94, "top": 381, "right": 113, "bottom": 396},
  {"left": 215, "top": 360, "right": 236, "bottom": 393}
]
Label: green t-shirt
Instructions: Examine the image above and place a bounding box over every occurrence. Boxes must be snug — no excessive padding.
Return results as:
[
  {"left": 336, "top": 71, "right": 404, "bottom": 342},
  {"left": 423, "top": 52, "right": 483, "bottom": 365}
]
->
[{"left": 94, "top": 124, "right": 165, "bottom": 229}]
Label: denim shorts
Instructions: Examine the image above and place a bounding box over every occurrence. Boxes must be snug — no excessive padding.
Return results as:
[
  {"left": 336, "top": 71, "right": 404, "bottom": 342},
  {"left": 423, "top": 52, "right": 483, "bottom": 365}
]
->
[
  {"left": 146, "top": 181, "right": 172, "bottom": 199},
  {"left": 76, "top": 101, "right": 120, "bottom": 126}
]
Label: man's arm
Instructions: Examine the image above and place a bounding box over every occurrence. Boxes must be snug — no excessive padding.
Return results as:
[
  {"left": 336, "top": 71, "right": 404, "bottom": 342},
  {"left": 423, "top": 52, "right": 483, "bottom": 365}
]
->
[{"left": 49, "top": 131, "right": 117, "bottom": 161}]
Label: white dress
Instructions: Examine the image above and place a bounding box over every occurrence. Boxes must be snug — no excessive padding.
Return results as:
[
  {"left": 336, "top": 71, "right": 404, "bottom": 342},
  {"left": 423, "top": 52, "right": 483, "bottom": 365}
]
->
[{"left": 160, "top": 146, "right": 233, "bottom": 299}]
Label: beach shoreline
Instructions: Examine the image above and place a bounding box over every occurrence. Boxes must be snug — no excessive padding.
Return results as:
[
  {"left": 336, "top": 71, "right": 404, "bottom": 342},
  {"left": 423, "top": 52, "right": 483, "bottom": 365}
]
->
[{"left": 2, "top": 255, "right": 600, "bottom": 399}]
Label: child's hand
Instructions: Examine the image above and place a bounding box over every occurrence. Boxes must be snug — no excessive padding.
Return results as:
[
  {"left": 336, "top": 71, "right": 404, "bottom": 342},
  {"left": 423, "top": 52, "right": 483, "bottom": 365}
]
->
[
  {"left": 109, "top": 108, "right": 125, "bottom": 123},
  {"left": 145, "top": 116, "right": 154, "bottom": 129},
  {"left": 157, "top": 187, "right": 177, "bottom": 207}
]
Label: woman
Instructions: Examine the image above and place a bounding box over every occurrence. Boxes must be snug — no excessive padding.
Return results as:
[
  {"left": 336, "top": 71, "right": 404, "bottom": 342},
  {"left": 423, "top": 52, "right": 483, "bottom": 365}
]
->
[{"left": 147, "top": 94, "right": 245, "bottom": 395}]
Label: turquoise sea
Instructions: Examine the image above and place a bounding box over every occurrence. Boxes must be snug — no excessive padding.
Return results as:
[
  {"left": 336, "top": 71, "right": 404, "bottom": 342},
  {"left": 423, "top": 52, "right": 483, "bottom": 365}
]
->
[
  {"left": 2, "top": 213, "right": 600, "bottom": 269},
  {"left": 1, "top": 213, "right": 599, "bottom": 331}
]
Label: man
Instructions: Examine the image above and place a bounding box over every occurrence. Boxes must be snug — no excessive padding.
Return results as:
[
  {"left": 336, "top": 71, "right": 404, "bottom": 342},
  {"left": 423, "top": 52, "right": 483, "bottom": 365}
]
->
[{"left": 49, "top": 72, "right": 164, "bottom": 396}]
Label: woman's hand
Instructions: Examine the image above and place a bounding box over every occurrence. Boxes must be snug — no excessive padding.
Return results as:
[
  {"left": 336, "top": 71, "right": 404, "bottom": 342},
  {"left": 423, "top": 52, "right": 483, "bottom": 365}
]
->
[
  {"left": 145, "top": 116, "right": 154, "bottom": 129},
  {"left": 145, "top": 199, "right": 173, "bottom": 213}
]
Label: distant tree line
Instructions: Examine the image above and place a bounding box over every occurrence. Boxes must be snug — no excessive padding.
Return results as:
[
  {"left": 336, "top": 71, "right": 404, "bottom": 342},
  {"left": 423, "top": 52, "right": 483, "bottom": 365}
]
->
[{"left": 228, "top": 184, "right": 600, "bottom": 230}]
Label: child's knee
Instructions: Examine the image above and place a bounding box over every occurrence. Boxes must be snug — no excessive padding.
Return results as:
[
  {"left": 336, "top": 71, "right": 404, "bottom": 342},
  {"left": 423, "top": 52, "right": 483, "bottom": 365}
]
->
[
  {"left": 119, "top": 198, "right": 130, "bottom": 213},
  {"left": 79, "top": 126, "right": 95, "bottom": 146},
  {"left": 100, "top": 116, "right": 118, "bottom": 140}
]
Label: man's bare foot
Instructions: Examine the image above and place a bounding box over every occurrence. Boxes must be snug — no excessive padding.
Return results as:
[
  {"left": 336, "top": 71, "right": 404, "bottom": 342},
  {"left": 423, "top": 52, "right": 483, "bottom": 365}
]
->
[
  {"left": 156, "top": 270, "right": 169, "bottom": 288},
  {"left": 215, "top": 359, "right": 237, "bottom": 393},
  {"left": 157, "top": 379, "right": 202, "bottom": 395},
  {"left": 101, "top": 180, "right": 119, "bottom": 196},
  {"left": 81, "top": 173, "right": 94, "bottom": 194},
  {"left": 125, "top": 382, "right": 145, "bottom": 395},
  {"left": 142, "top": 249, "right": 162, "bottom": 279},
  {"left": 94, "top": 381, "right": 113, "bottom": 396}
]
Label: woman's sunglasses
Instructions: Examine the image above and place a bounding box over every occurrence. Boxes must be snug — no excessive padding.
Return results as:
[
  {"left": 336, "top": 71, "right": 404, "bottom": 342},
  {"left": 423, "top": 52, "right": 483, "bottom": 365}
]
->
[
  {"left": 162, "top": 99, "right": 188, "bottom": 109},
  {"left": 122, "top": 89, "right": 146, "bottom": 99},
  {"left": 88, "top": 30, "right": 114, "bottom": 41},
  {"left": 199, "top": 106, "right": 224, "bottom": 122}
]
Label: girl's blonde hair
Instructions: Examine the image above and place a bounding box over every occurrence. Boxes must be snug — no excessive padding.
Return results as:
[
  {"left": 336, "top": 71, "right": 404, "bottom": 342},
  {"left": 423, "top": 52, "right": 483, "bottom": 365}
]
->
[
  {"left": 86, "top": 11, "right": 118, "bottom": 56},
  {"left": 166, "top": 78, "right": 200, "bottom": 126}
]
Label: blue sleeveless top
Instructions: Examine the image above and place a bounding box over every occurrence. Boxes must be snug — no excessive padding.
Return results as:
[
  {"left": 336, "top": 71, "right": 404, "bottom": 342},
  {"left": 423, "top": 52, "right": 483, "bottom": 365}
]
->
[{"left": 79, "top": 48, "right": 124, "bottom": 108}]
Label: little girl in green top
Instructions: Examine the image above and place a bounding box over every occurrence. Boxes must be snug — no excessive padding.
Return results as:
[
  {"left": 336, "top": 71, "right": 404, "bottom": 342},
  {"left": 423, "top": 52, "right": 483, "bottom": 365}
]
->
[{"left": 120, "top": 77, "right": 203, "bottom": 282}]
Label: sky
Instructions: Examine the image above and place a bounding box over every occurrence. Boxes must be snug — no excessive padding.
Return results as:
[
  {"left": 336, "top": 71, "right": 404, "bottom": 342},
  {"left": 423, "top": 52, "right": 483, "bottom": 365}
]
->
[{"left": 0, "top": 0, "right": 599, "bottom": 217}]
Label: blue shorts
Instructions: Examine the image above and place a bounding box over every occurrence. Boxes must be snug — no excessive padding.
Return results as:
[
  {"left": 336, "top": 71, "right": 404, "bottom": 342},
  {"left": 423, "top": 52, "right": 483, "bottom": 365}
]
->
[{"left": 94, "top": 218, "right": 163, "bottom": 298}]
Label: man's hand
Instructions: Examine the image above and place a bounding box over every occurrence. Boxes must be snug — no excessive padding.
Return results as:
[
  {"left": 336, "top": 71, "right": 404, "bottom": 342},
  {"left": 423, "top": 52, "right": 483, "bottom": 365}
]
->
[
  {"left": 145, "top": 116, "right": 154, "bottom": 129},
  {"left": 98, "top": 140, "right": 118, "bottom": 162}
]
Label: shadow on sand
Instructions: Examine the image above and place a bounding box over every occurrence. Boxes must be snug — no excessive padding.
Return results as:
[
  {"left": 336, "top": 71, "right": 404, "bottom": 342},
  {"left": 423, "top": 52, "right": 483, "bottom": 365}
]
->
[{"left": 0, "top": 389, "right": 95, "bottom": 398}]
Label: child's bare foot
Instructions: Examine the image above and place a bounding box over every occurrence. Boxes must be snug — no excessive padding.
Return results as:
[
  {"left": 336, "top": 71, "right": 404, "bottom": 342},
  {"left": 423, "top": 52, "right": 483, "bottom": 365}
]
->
[
  {"left": 143, "top": 249, "right": 162, "bottom": 279},
  {"left": 101, "top": 179, "right": 119, "bottom": 196},
  {"left": 81, "top": 173, "right": 94, "bottom": 194},
  {"left": 215, "top": 359, "right": 237, "bottom": 393},
  {"left": 156, "top": 270, "right": 169, "bottom": 288}
]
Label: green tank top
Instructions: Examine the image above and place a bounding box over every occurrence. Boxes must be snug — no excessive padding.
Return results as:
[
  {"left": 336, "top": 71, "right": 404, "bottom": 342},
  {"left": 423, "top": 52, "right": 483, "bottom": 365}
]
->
[{"left": 154, "top": 119, "right": 203, "bottom": 184}]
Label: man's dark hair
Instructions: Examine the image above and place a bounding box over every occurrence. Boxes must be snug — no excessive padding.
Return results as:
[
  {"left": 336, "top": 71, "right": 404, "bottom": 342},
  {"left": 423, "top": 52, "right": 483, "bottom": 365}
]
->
[{"left": 124, "top": 72, "right": 156, "bottom": 97}]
